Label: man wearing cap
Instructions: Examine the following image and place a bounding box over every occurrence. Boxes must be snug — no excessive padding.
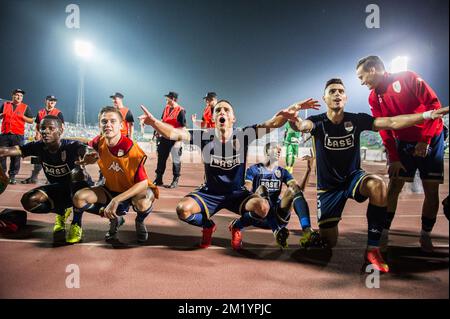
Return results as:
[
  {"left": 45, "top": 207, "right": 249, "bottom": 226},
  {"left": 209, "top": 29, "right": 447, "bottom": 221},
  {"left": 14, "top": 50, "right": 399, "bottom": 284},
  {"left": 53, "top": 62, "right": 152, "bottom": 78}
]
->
[
  {"left": 153, "top": 91, "right": 186, "bottom": 188},
  {"left": 0, "top": 89, "right": 34, "bottom": 184},
  {"left": 110, "top": 92, "right": 135, "bottom": 139},
  {"left": 192, "top": 92, "right": 218, "bottom": 129},
  {"left": 22, "top": 95, "right": 64, "bottom": 184}
]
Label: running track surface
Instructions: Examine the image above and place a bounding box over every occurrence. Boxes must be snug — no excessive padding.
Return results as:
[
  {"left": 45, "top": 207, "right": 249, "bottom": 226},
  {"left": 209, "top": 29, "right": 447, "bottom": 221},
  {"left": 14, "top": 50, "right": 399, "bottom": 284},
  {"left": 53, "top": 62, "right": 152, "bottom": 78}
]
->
[{"left": 0, "top": 155, "right": 448, "bottom": 299}]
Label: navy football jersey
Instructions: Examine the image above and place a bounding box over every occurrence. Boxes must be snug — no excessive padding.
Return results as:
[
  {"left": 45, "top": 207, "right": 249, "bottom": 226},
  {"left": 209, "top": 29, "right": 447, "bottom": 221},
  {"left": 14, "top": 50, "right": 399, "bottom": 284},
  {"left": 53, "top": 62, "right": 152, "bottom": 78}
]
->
[
  {"left": 190, "top": 125, "right": 258, "bottom": 194},
  {"left": 308, "top": 112, "right": 374, "bottom": 190},
  {"left": 20, "top": 139, "right": 87, "bottom": 185},
  {"left": 246, "top": 163, "right": 294, "bottom": 205}
]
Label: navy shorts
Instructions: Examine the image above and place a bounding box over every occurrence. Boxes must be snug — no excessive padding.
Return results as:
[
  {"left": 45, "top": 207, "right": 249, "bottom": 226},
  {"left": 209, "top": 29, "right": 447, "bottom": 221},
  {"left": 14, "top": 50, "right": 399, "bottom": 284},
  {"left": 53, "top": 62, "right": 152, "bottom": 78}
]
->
[
  {"left": 317, "top": 170, "right": 368, "bottom": 227},
  {"left": 35, "top": 181, "right": 91, "bottom": 214},
  {"left": 187, "top": 186, "right": 257, "bottom": 219},
  {"left": 394, "top": 129, "right": 446, "bottom": 183}
]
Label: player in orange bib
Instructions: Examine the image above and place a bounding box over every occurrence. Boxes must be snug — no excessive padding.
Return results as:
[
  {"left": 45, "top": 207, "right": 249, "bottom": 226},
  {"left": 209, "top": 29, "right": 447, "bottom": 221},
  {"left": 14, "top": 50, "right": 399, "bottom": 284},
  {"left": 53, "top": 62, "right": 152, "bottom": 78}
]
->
[{"left": 72, "top": 106, "right": 159, "bottom": 243}]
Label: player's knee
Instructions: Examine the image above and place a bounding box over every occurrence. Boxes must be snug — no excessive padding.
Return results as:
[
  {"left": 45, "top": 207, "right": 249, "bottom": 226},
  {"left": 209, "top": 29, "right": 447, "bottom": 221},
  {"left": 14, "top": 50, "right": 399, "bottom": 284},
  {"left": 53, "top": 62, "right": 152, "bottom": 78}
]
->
[
  {"left": 176, "top": 202, "right": 192, "bottom": 220},
  {"left": 72, "top": 190, "right": 88, "bottom": 209},
  {"left": 366, "top": 177, "right": 387, "bottom": 202},
  {"left": 132, "top": 199, "right": 150, "bottom": 212},
  {"left": 20, "top": 191, "right": 41, "bottom": 211},
  {"left": 253, "top": 199, "right": 270, "bottom": 218}
]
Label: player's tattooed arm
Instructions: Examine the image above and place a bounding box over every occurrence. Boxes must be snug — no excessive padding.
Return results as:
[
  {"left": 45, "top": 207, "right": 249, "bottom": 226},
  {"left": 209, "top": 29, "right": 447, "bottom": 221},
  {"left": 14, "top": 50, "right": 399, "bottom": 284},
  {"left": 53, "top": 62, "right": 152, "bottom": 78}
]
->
[
  {"left": 0, "top": 146, "right": 22, "bottom": 158},
  {"left": 373, "top": 106, "right": 449, "bottom": 131},
  {"left": 288, "top": 117, "right": 314, "bottom": 134},
  {"left": 140, "top": 105, "right": 191, "bottom": 142}
]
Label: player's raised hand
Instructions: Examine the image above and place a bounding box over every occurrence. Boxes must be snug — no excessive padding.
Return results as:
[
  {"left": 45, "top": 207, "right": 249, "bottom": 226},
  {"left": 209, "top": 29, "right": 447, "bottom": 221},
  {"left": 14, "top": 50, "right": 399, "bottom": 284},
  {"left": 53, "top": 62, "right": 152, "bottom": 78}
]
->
[
  {"left": 139, "top": 105, "right": 157, "bottom": 126},
  {"left": 291, "top": 98, "right": 321, "bottom": 111},
  {"left": 191, "top": 114, "right": 197, "bottom": 122},
  {"left": 430, "top": 106, "right": 449, "bottom": 119},
  {"left": 75, "top": 151, "right": 99, "bottom": 166}
]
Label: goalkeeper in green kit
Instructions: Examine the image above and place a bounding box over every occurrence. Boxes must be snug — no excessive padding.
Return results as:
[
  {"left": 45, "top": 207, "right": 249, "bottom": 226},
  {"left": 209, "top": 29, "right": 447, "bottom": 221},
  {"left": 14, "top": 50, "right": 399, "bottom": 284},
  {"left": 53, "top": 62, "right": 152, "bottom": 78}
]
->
[{"left": 284, "top": 122, "right": 302, "bottom": 174}]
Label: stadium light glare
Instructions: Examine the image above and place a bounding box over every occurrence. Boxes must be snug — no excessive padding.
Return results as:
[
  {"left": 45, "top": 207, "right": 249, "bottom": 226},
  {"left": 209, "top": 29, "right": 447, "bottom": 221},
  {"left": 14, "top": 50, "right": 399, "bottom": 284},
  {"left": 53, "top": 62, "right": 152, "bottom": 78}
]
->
[
  {"left": 390, "top": 56, "right": 408, "bottom": 73},
  {"left": 74, "top": 40, "right": 93, "bottom": 59}
]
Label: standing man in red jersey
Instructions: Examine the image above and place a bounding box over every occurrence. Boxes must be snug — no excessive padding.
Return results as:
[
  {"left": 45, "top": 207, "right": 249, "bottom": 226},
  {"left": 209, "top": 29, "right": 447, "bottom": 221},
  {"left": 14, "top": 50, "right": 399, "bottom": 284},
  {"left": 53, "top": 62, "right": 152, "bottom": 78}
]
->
[
  {"left": 0, "top": 89, "right": 34, "bottom": 184},
  {"left": 192, "top": 92, "right": 218, "bottom": 129},
  {"left": 154, "top": 91, "right": 186, "bottom": 189},
  {"left": 22, "top": 95, "right": 64, "bottom": 184},
  {"left": 356, "top": 55, "right": 448, "bottom": 253}
]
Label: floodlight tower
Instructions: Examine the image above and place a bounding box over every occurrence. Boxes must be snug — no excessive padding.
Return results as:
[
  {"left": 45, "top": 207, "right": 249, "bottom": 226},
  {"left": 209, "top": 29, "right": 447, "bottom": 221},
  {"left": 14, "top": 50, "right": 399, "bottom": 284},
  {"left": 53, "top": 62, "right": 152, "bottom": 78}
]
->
[{"left": 74, "top": 40, "right": 93, "bottom": 127}]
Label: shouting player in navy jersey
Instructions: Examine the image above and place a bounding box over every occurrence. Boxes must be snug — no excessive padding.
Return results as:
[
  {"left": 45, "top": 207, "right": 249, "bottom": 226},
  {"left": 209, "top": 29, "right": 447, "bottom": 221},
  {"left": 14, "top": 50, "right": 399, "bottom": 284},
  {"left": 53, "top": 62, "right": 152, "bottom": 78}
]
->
[
  {"left": 0, "top": 115, "right": 92, "bottom": 243},
  {"left": 228, "top": 142, "right": 321, "bottom": 250},
  {"left": 289, "top": 78, "right": 448, "bottom": 273},
  {"left": 139, "top": 98, "right": 320, "bottom": 248}
]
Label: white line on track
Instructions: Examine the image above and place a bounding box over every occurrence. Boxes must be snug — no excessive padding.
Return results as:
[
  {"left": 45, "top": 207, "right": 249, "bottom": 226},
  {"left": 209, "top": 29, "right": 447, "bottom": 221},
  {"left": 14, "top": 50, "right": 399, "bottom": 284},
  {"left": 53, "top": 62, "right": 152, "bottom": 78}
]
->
[{"left": 0, "top": 238, "right": 448, "bottom": 250}]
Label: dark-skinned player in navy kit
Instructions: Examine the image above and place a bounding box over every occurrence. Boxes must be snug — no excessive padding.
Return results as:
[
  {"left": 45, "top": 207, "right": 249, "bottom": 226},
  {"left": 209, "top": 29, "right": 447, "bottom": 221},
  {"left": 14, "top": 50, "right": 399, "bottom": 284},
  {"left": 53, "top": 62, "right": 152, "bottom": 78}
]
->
[{"left": 0, "top": 115, "right": 92, "bottom": 243}]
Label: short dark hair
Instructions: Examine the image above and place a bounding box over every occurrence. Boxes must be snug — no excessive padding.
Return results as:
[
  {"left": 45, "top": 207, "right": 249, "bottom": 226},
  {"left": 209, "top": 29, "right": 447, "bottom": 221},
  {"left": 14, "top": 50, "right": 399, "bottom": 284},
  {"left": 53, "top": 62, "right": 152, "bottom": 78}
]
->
[
  {"left": 98, "top": 106, "right": 123, "bottom": 122},
  {"left": 216, "top": 99, "right": 233, "bottom": 107},
  {"left": 41, "top": 115, "right": 63, "bottom": 128},
  {"left": 356, "top": 55, "right": 385, "bottom": 72},
  {"left": 324, "top": 78, "right": 345, "bottom": 91},
  {"left": 264, "top": 142, "right": 279, "bottom": 155}
]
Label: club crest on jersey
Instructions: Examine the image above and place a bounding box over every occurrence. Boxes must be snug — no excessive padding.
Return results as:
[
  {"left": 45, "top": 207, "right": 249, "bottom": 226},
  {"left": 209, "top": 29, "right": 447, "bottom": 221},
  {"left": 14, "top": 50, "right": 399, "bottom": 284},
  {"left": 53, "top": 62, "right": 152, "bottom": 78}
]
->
[
  {"left": 324, "top": 133, "right": 355, "bottom": 150},
  {"left": 61, "top": 150, "right": 66, "bottom": 162},
  {"left": 275, "top": 169, "right": 282, "bottom": 178},
  {"left": 42, "top": 162, "right": 71, "bottom": 177},
  {"left": 117, "top": 149, "right": 124, "bottom": 157},
  {"left": 108, "top": 161, "right": 123, "bottom": 172},
  {"left": 393, "top": 81, "right": 402, "bottom": 93},
  {"left": 210, "top": 154, "right": 240, "bottom": 170},
  {"left": 344, "top": 121, "right": 354, "bottom": 133}
]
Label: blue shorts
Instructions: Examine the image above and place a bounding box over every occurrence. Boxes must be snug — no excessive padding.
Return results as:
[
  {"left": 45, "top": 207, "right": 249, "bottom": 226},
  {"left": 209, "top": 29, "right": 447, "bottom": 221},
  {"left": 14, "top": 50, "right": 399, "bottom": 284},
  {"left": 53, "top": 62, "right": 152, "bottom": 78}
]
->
[
  {"left": 394, "top": 129, "right": 445, "bottom": 183},
  {"left": 317, "top": 170, "right": 368, "bottom": 227},
  {"left": 187, "top": 186, "right": 257, "bottom": 219}
]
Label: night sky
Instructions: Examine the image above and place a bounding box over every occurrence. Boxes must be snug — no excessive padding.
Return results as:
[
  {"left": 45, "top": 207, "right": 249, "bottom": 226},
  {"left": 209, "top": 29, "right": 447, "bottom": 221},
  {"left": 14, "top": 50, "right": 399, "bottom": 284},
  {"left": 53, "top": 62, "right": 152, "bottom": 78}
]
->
[{"left": 0, "top": 0, "right": 448, "bottom": 126}]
